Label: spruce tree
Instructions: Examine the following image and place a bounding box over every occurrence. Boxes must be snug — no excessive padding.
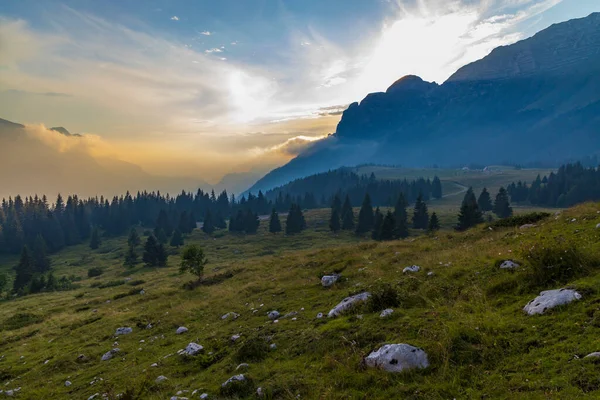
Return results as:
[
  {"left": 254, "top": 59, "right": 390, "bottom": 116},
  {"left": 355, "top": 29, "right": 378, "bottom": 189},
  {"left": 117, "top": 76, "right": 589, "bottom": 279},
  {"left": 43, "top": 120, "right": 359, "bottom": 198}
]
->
[
  {"left": 456, "top": 188, "right": 484, "bottom": 231},
  {"left": 329, "top": 209, "right": 341, "bottom": 233},
  {"left": 285, "top": 204, "right": 306, "bottom": 235},
  {"left": 428, "top": 212, "right": 440, "bottom": 233},
  {"left": 33, "top": 234, "right": 51, "bottom": 273},
  {"left": 331, "top": 194, "right": 342, "bottom": 217},
  {"left": 372, "top": 207, "right": 384, "bottom": 240},
  {"left": 155, "top": 228, "right": 168, "bottom": 244},
  {"left": 478, "top": 188, "right": 493, "bottom": 212},
  {"left": 127, "top": 228, "right": 141, "bottom": 248},
  {"left": 379, "top": 211, "right": 396, "bottom": 241},
  {"left": 202, "top": 211, "right": 215, "bottom": 234},
  {"left": 269, "top": 209, "right": 282, "bottom": 233},
  {"left": 157, "top": 243, "right": 168, "bottom": 267},
  {"left": 356, "top": 193, "right": 374, "bottom": 234},
  {"left": 13, "top": 246, "right": 34, "bottom": 293},
  {"left": 155, "top": 209, "right": 173, "bottom": 236},
  {"left": 89, "top": 227, "right": 101, "bottom": 250},
  {"left": 244, "top": 210, "right": 260, "bottom": 234},
  {"left": 432, "top": 176, "right": 443, "bottom": 199},
  {"left": 493, "top": 187, "right": 513, "bottom": 218},
  {"left": 412, "top": 193, "right": 429, "bottom": 229},
  {"left": 46, "top": 272, "right": 56, "bottom": 291},
  {"left": 341, "top": 195, "right": 355, "bottom": 230},
  {"left": 393, "top": 193, "right": 409, "bottom": 238},
  {"left": 124, "top": 245, "right": 138, "bottom": 268},
  {"left": 143, "top": 235, "right": 160, "bottom": 267},
  {"left": 170, "top": 229, "right": 184, "bottom": 247}
]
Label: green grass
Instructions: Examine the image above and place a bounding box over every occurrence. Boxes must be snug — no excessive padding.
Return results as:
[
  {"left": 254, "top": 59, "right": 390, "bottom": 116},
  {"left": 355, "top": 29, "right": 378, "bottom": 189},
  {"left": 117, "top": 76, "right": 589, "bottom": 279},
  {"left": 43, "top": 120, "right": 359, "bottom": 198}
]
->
[{"left": 1, "top": 204, "right": 600, "bottom": 399}]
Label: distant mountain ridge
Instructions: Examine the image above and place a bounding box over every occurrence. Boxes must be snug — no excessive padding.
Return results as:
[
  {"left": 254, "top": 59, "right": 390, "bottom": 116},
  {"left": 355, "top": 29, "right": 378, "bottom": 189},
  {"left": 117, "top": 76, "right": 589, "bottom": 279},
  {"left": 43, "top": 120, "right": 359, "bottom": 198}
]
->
[{"left": 246, "top": 12, "right": 600, "bottom": 194}]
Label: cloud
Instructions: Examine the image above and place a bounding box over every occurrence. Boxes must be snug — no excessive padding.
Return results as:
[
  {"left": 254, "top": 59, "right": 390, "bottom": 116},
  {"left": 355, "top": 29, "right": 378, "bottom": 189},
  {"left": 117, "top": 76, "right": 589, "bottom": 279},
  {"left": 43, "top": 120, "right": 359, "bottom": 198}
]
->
[
  {"left": 200, "top": 31, "right": 211, "bottom": 36},
  {"left": 204, "top": 48, "right": 223, "bottom": 53},
  {"left": 170, "top": 16, "right": 179, "bottom": 21}
]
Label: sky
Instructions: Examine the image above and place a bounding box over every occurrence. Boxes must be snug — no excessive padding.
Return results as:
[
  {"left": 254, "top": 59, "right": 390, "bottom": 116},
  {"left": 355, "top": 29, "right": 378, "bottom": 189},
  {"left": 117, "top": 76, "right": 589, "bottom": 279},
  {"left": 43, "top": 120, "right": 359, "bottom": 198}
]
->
[{"left": 0, "top": 0, "right": 598, "bottom": 184}]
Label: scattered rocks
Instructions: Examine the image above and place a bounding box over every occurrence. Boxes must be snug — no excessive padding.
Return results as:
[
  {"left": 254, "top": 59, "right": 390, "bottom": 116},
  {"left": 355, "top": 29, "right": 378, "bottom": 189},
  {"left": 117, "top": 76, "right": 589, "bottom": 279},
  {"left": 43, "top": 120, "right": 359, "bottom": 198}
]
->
[
  {"left": 176, "top": 326, "right": 188, "bottom": 334},
  {"left": 182, "top": 343, "right": 204, "bottom": 356},
  {"left": 236, "top": 363, "right": 249, "bottom": 370},
  {"left": 115, "top": 327, "right": 133, "bottom": 336},
  {"left": 403, "top": 265, "right": 420, "bottom": 273},
  {"left": 523, "top": 288, "right": 582, "bottom": 315},
  {"left": 101, "top": 348, "right": 120, "bottom": 361},
  {"left": 221, "top": 374, "right": 246, "bottom": 388},
  {"left": 65, "top": 381, "right": 72, "bottom": 387},
  {"left": 365, "top": 344, "right": 429, "bottom": 372},
  {"left": 321, "top": 274, "right": 341, "bottom": 287},
  {"left": 499, "top": 260, "right": 520, "bottom": 269},
  {"left": 267, "top": 311, "right": 280, "bottom": 320},
  {"left": 380, "top": 309, "right": 394, "bottom": 318},
  {"left": 327, "top": 292, "right": 371, "bottom": 318},
  {"left": 155, "top": 375, "right": 168, "bottom": 384},
  {"left": 222, "top": 312, "right": 240, "bottom": 320}
]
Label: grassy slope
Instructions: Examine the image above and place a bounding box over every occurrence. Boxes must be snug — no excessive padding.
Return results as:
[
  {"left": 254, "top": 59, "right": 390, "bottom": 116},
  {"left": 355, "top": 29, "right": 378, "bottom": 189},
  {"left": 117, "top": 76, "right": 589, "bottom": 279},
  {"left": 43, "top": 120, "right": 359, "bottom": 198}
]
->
[{"left": 1, "top": 203, "right": 600, "bottom": 399}]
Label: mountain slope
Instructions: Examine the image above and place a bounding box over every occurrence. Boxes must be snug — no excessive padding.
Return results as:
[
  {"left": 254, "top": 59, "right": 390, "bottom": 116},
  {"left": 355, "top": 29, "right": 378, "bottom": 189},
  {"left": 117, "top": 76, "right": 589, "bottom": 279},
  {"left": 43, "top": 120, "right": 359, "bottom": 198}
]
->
[{"left": 247, "top": 12, "right": 600, "bottom": 194}]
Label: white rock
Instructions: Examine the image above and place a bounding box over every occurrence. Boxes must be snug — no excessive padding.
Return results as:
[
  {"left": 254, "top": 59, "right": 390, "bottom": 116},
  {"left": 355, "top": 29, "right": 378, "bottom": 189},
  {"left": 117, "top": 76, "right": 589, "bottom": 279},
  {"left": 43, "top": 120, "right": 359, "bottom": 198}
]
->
[
  {"left": 365, "top": 344, "right": 429, "bottom": 372},
  {"left": 65, "top": 381, "right": 72, "bottom": 387},
  {"left": 321, "top": 274, "right": 340, "bottom": 287},
  {"left": 519, "top": 224, "right": 537, "bottom": 230},
  {"left": 182, "top": 342, "right": 203, "bottom": 356},
  {"left": 585, "top": 352, "right": 600, "bottom": 358},
  {"left": 5, "top": 390, "right": 13, "bottom": 397},
  {"left": 200, "top": 394, "right": 208, "bottom": 399},
  {"left": 283, "top": 311, "right": 298, "bottom": 319},
  {"left": 221, "top": 374, "right": 246, "bottom": 388},
  {"left": 316, "top": 313, "right": 323, "bottom": 319},
  {"left": 523, "top": 289, "right": 582, "bottom": 315},
  {"left": 176, "top": 326, "right": 188, "bottom": 334},
  {"left": 87, "top": 394, "right": 99, "bottom": 400},
  {"left": 292, "top": 317, "right": 297, "bottom": 321},
  {"left": 499, "top": 260, "right": 520, "bottom": 269},
  {"left": 139, "top": 290, "right": 145, "bottom": 295},
  {"left": 257, "top": 387, "right": 264, "bottom": 397},
  {"left": 155, "top": 375, "right": 168, "bottom": 384},
  {"left": 267, "top": 311, "right": 280, "bottom": 320},
  {"left": 221, "top": 312, "right": 239, "bottom": 320},
  {"left": 115, "top": 327, "right": 132, "bottom": 336},
  {"left": 380, "top": 309, "right": 394, "bottom": 318},
  {"left": 403, "top": 265, "right": 420, "bottom": 273},
  {"left": 231, "top": 334, "right": 241, "bottom": 342},
  {"left": 427, "top": 271, "right": 434, "bottom": 276},
  {"left": 327, "top": 292, "right": 371, "bottom": 318},
  {"left": 150, "top": 363, "right": 158, "bottom": 367},
  {"left": 270, "top": 343, "right": 277, "bottom": 350},
  {"left": 236, "top": 363, "right": 249, "bottom": 370},
  {"left": 596, "top": 223, "right": 600, "bottom": 229},
  {"left": 101, "top": 348, "right": 120, "bottom": 361}
]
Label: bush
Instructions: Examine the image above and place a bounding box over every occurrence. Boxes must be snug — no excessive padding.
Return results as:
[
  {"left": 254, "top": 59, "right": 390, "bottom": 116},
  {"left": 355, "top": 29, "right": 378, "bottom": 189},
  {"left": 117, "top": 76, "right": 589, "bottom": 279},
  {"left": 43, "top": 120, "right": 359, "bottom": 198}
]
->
[
  {"left": 2, "top": 313, "right": 43, "bottom": 331},
  {"left": 489, "top": 212, "right": 551, "bottom": 228},
  {"left": 98, "top": 280, "right": 125, "bottom": 289},
  {"left": 128, "top": 279, "right": 145, "bottom": 286},
  {"left": 87, "top": 267, "right": 104, "bottom": 278},
  {"left": 234, "top": 338, "right": 269, "bottom": 363},
  {"left": 367, "top": 283, "right": 400, "bottom": 312},
  {"left": 220, "top": 375, "right": 255, "bottom": 397}
]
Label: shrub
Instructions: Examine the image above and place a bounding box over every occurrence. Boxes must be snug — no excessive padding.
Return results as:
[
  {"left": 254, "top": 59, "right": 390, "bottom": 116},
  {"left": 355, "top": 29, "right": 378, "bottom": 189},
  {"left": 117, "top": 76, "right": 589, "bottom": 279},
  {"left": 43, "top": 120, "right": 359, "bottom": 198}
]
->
[
  {"left": 234, "top": 338, "right": 269, "bottom": 363},
  {"left": 489, "top": 212, "right": 550, "bottom": 228},
  {"left": 367, "top": 283, "right": 400, "bottom": 312},
  {"left": 87, "top": 267, "right": 103, "bottom": 278},
  {"left": 220, "top": 375, "right": 255, "bottom": 397},
  {"left": 2, "top": 313, "right": 43, "bottom": 331},
  {"left": 98, "top": 280, "right": 125, "bottom": 289},
  {"left": 128, "top": 279, "right": 145, "bottom": 286}
]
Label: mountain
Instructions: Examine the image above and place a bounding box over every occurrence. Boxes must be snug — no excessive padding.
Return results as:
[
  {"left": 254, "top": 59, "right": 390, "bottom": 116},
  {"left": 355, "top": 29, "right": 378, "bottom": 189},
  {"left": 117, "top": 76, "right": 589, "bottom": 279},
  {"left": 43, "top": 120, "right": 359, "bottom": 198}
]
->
[
  {"left": 247, "top": 12, "right": 600, "bottom": 194},
  {"left": 50, "top": 126, "right": 82, "bottom": 137}
]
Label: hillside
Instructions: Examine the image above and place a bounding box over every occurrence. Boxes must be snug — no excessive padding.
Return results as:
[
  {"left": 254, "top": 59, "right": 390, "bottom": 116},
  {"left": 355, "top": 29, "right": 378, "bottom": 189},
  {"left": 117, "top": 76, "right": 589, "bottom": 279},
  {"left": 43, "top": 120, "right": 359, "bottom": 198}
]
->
[
  {"left": 247, "top": 12, "right": 600, "bottom": 194},
  {"left": 1, "top": 203, "right": 600, "bottom": 398}
]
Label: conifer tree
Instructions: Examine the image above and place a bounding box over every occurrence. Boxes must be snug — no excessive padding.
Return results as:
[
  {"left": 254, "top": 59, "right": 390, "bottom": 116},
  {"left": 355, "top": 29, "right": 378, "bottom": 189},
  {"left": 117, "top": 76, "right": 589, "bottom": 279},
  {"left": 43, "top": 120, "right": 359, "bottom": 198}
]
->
[
  {"left": 456, "top": 188, "right": 484, "bottom": 231},
  {"left": 428, "top": 212, "right": 440, "bottom": 233},
  {"left": 89, "top": 227, "right": 101, "bottom": 250},
  {"left": 170, "top": 229, "right": 184, "bottom": 247},
  {"left": 124, "top": 245, "right": 138, "bottom": 268},
  {"left": 432, "top": 176, "right": 443, "bottom": 199},
  {"left": 157, "top": 243, "right": 168, "bottom": 267},
  {"left": 155, "top": 228, "right": 168, "bottom": 244},
  {"left": 46, "top": 272, "right": 56, "bottom": 291},
  {"left": 356, "top": 193, "right": 374, "bottom": 234},
  {"left": 155, "top": 209, "right": 173, "bottom": 236},
  {"left": 33, "top": 234, "right": 51, "bottom": 273},
  {"left": 412, "top": 192, "right": 429, "bottom": 229},
  {"left": 127, "top": 228, "right": 141, "bottom": 248},
  {"left": 331, "top": 194, "right": 342, "bottom": 217},
  {"left": 478, "top": 188, "right": 493, "bottom": 212},
  {"left": 13, "top": 246, "right": 34, "bottom": 293},
  {"left": 341, "top": 195, "right": 355, "bottom": 230},
  {"left": 493, "top": 187, "right": 513, "bottom": 219},
  {"left": 285, "top": 204, "right": 306, "bottom": 235},
  {"left": 379, "top": 211, "right": 396, "bottom": 241},
  {"left": 372, "top": 207, "right": 384, "bottom": 240},
  {"left": 394, "top": 193, "right": 409, "bottom": 238},
  {"left": 244, "top": 210, "right": 260, "bottom": 234},
  {"left": 0, "top": 273, "right": 7, "bottom": 294},
  {"left": 143, "top": 235, "right": 160, "bottom": 267},
  {"left": 329, "top": 209, "right": 341, "bottom": 233},
  {"left": 202, "top": 211, "right": 215, "bottom": 234},
  {"left": 269, "top": 209, "right": 282, "bottom": 233}
]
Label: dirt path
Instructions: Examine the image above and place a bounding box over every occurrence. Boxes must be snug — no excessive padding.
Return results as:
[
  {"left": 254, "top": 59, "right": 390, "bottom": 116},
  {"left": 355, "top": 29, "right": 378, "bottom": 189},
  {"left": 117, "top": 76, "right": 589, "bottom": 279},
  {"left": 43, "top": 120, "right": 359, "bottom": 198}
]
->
[{"left": 442, "top": 181, "right": 469, "bottom": 199}]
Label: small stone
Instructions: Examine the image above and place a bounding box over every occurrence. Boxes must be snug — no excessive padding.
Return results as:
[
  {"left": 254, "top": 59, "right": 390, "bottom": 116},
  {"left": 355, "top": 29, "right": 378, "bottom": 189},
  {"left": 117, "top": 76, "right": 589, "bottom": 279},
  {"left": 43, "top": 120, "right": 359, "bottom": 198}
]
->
[
  {"left": 200, "top": 394, "right": 208, "bottom": 399},
  {"left": 268, "top": 310, "right": 280, "bottom": 320},
  {"left": 236, "top": 363, "right": 249, "bottom": 370},
  {"left": 65, "top": 380, "right": 72, "bottom": 387},
  {"left": 519, "top": 224, "right": 537, "bottom": 229},
  {"left": 596, "top": 223, "right": 600, "bottom": 229},
  {"left": 380, "top": 309, "right": 394, "bottom": 318},
  {"left": 101, "top": 348, "right": 120, "bottom": 361},
  {"left": 585, "top": 352, "right": 600, "bottom": 358},
  {"left": 155, "top": 375, "right": 168, "bottom": 384},
  {"left": 270, "top": 343, "right": 277, "bottom": 350},
  {"left": 115, "top": 327, "right": 133, "bottom": 336},
  {"left": 176, "top": 326, "right": 188, "bottom": 334},
  {"left": 257, "top": 387, "right": 264, "bottom": 397},
  {"left": 182, "top": 342, "right": 204, "bottom": 356},
  {"left": 402, "top": 265, "right": 420, "bottom": 273},
  {"left": 150, "top": 363, "right": 158, "bottom": 367},
  {"left": 221, "top": 374, "right": 246, "bottom": 388},
  {"left": 427, "top": 271, "right": 434, "bottom": 276},
  {"left": 87, "top": 394, "right": 99, "bottom": 400},
  {"left": 499, "top": 260, "right": 519, "bottom": 269},
  {"left": 231, "top": 334, "right": 241, "bottom": 342},
  {"left": 321, "top": 274, "right": 340, "bottom": 287},
  {"left": 328, "top": 292, "right": 371, "bottom": 318},
  {"left": 139, "top": 290, "right": 145, "bottom": 295},
  {"left": 291, "top": 317, "right": 297, "bottom": 321},
  {"left": 221, "top": 312, "right": 240, "bottom": 320},
  {"left": 316, "top": 313, "right": 323, "bottom": 319}
]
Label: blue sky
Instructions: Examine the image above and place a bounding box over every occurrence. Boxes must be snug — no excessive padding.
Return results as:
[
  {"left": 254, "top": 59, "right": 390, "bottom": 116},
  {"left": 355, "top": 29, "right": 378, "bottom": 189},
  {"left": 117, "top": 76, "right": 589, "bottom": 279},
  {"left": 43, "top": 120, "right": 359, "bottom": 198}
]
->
[{"left": 0, "top": 0, "right": 598, "bottom": 180}]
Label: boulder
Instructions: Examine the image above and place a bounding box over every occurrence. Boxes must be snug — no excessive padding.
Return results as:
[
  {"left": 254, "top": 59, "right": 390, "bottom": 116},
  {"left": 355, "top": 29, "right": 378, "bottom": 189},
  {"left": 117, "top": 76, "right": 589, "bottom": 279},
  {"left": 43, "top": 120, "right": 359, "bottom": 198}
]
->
[
  {"left": 321, "top": 274, "right": 340, "bottom": 287},
  {"left": 221, "top": 374, "right": 246, "bottom": 388},
  {"left": 585, "top": 352, "right": 600, "bottom": 358},
  {"left": 182, "top": 343, "right": 203, "bottom": 356},
  {"left": 115, "top": 327, "right": 133, "bottom": 336},
  {"left": 101, "top": 348, "right": 120, "bottom": 361},
  {"left": 403, "top": 265, "right": 420, "bottom": 273},
  {"left": 176, "top": 326, "right": 188, "bottom": 334},
  {"left": 327, "top": 292, "right": 371, "bottom": 317},
  {"left": 365, "top": 344, "right": 429, "bottom": 372},
  {"left": 267, "top": 311, "right": 280, "bottom": 320},
  {"left": 380, "top": 309, "right": 394, "bottom": 318},
  {"left": 499, "top": 260, "right": 520, "bottom": 269},
  {"left": 155, "top": 375, "right": 168, "bottom": 384},
  {"left": 523, "top": 288, "right": 582, "bottom": 315}
]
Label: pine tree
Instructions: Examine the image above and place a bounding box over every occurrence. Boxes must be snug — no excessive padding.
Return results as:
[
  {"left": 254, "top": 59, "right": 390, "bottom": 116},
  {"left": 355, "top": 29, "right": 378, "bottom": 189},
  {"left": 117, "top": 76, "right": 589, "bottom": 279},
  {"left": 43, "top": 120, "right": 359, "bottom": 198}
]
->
[
  {"left": 202, "top": 211, "right": 215, "bottom": 234},
  {"left": 155, "top": 209, "right": 173, "bottom": 236},
  {"left": 329, "top": 209, "right": 341, "bottom": 232},
  {"left": 428, "top": 212, "right": 440, "bottom": 233},
  {"left": 89, "top": 227, "right": 101, "bottom": 250},
  {"left": 379, "top": 211, "right": 396, "bottom": 241},
  {"left": 372, "top": 207, "right": 384, "bottom": 240},
  {"left": 456, "top": 188, "right": 484, "bottom": 231},
  {"left": 33, "top": 234, "right": 51, "bottom": 273},
  {"left": 244, "top": 210, "right": 260, "bottom": 234},
  {"left": 124, "top": 245, "right": 138, "bottom": 268},
  {"left": 285, "top": 204, "right": 306, "bottom": 235},
  {"left": 143, "top": 235, "right": 160, "bottom": 267},
  {"left": 331, "top": 194, "right": 342, "bottom": 216},
  {"left": 478, "top": 188, "right": 493, "bottom": 212},
  {"left": 13, "top": 246, "right": 34, "bottom": 293},
  {"left": 493, "top": 187, "right": 513, "bottom": 218},
  {"left": 393, "top": 193, "right": 409, "bottom": 238},
  {"left": 127, "top": 228, "right": 141, "bottom": 248},
  {"left": 269, "top": 209, "right": 282, "bottom": 233},
  {"left": 170, "top": 229, "right": 184, "bottom": 247},
  {"left": 155, "top": 228, "right": 168, "bottom": 244},
  {"left": 412, "top": 193, "right": 429, "bottom": 229},
  {"left": 356, "top": 193, "right": 374, "bottom": 234},
  {"left": 157, "top": 243, "right": 168, "bottom": 267},
  {"left": 46, "top": 272, "right": 56, "bottom": 291},
  {"left": 432, "top": 176, "right": 443, "bottom": 199},
  {"left": 341, "top": 195, "right": 355, "bottom": 230}
]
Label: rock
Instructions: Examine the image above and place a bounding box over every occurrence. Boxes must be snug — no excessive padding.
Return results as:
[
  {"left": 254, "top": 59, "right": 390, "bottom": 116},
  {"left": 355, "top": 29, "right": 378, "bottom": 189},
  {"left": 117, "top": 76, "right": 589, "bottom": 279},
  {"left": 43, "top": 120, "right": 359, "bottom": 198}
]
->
[
  {"left": 5, "top": 390, "right": 14, "bottom": 397},
  {"left": 65, "top": 381, "right": 72, "bottom": 387},
  {"left": 101, "top": 348, "right": 120, "bottom": 361},
  {"left": 380, "top": 309, "right": 394, "bottom": 318},
  {"left": 499, "top": 260, "right": 520, "bottom": 269},
  {"left": 155, "top": 375, "right": 168, "bottom": 384},
  {"left": 585, "top": 352, "right": 600, "bottom": 358},
  {"left": 200, "top": 394, "right": 208, "bottom": 399},
  {"left": 139, "top": 290, "right": 145, "bottom": 295},
  {"left": 150, "top": 363, "right": 158, "bottom": 367},
  {"left": 221, "top": 312, "right": 239, "bottom": 320},
  {"left": 316, "top": 313, "right": 323, "bottom": 319},
  {"left": 365, "top": 344, "right": 429, "bottom": 372},
  {"left": 257, "top": 387, "right": 264, "bottom": 397},
  {"left": 87, "top": 394, "right": 99, "bottom": 400},
  {"left": 267, "top": 311, "right": 280, "bottom": 320},
  {"left": 115, "top": 327, "right": 133, "bottom": 336},
  {"left": 236, "top": 363, "right": 249, "bottom": 370},
  {"left": 231, "top": 334, "right": 241, "bottom": 342},
  {"left": 321, "top": 274, "right": 340, "bottom": 287},
  {"left": 519, "top": 224, "right": 537, "bottom": 229},
  {"left": 596, "top": 223, "right": 600, "bottom": 229},
  {"left": 221, "top": 374, "right": 246, "bottom": 388},
  {"left": 523, "top": 288, "right": 582, "bottom": 315},
  {"left": 176, "top": 326, "right": 188, "bottom": 334},
  {"left": 182, "top": 342, "right": 204, "bottom": 356},
  {"left": 427, "top": 271, "right": 434, "bottom": 276},
  {"left": 403, "top": 265, "right": 420, "bottom": 273},
  {"left": 270, "top": 343, "right": 277, "bottom": 350},
  {"left": 327, "top": 292, "right": 371, "bottom": 318}
]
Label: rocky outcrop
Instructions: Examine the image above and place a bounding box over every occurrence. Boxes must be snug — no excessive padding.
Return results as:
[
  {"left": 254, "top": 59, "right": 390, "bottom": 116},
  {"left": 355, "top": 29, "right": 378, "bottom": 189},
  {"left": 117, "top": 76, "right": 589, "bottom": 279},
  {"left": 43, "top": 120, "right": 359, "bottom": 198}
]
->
[
  {"left": 328, "top": 292, "right": 371, "bottom": 317},
  {"left": 523, "top": 289, "right": 582, "bottom": 315},
  {"left": 365, "top": 344, "right": 429, "bottom": 372}
]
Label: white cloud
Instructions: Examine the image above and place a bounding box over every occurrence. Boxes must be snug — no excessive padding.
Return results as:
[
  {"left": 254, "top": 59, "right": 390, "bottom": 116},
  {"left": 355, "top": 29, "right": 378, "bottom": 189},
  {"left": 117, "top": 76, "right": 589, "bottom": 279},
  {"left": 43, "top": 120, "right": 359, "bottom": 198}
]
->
[
  {"left": 170, "top": 16, "right": 179, "bottom": 21},
  {"left": 205, "top": 48, "right": 223, "bottom": 53},
  {"left": 200, "top": 31, "right": 211, "bottom": 36}
]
